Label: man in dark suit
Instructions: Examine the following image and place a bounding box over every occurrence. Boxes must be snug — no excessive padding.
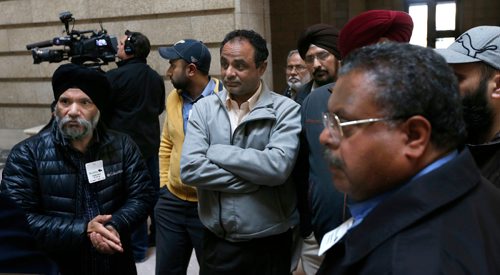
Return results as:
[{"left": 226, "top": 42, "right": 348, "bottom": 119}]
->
[
  {"left": 0, "top": 192, "right": 58, "bottom": 274},
  {"left": 318, "top": 42, "right": 500, "bottom": 274}
]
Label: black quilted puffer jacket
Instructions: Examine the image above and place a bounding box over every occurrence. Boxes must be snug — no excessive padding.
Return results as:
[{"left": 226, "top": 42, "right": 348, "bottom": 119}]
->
[{"left": 0, "top": 121, "right": 154, "bottom": 275}]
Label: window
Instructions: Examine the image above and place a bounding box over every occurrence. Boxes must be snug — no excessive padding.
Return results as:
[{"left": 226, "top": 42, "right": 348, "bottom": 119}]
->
[{"left": 406, "top": 0, "right": 458, "bottom": 48}]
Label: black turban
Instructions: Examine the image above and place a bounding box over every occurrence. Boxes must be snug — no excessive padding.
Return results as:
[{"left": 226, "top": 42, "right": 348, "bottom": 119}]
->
[
  {"left": 52, "top": 63, "right": 110, "bottom": 112},
  {"left": 297, "top": 23, "right": 340, "bottom": 60}
]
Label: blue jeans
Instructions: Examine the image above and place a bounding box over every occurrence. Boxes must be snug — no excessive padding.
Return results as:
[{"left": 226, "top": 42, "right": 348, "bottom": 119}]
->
[
  {"left": 154, "top": 187, "right": 204, "bottom": 275},
  {"left": 131, "top": 155, "right": 160, "bottom": 262}
]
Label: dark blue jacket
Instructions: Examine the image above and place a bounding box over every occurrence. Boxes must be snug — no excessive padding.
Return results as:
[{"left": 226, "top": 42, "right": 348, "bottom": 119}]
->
[
  {"left": 0, "top": 192, "right": 58, "bottom": 274},
  {"left": 318, "top": 149, "right": 500, "bottom": 274},
  {"left": 294, "top": 83, "right": 347, "bottom": 240}
]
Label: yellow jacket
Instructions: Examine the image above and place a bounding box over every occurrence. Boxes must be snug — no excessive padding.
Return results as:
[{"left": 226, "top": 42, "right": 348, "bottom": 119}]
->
[{"left": 159, "top": 78, "right": 222, "bottom": 201}]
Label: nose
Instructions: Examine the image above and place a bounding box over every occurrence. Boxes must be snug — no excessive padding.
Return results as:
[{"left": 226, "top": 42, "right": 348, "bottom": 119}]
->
[
  {"left": 223, "top": 65, "right": 236, "bottom": 79},
  {"left": 166, "top": 66, "right": 173, "bottom": 78},
  {"left": 312, "top": 57, "right": 322, "bottom": 69},
  {"left": 319, "top": 127, "right": 340, "bottom": 149},
  {"left": 67, "top": 103, "right": 80, "bottom": 118}
]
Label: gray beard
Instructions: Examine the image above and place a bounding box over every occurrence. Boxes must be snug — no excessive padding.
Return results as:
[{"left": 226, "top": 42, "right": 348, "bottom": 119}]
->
[
  {"left": 287, "top": 81, "right": 303, "bottom": 90},
  {"left": 56, "top": 111, "right": 100, "bottom": 140}
]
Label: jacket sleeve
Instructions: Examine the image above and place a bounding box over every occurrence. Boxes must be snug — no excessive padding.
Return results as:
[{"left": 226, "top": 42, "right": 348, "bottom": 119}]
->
[
  {"left": 0, "top": 144, "right": 88, "bottom": 251},
  {"left": 180, "top": 102, "right": 259, "bottom": 193},
  {"left": 107, "top": 136, "right": 155, "bottom": 233},
  {"left": 206, "top": 102, "right": 301, "bottom": 186},
  {"left": 158, "top": 106, "right": 172, "bottom": 188}
]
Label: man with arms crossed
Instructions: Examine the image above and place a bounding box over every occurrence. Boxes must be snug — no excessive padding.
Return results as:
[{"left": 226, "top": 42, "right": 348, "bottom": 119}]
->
[{"left": 180, "top": 29, "right": 301, "bottom": 274}]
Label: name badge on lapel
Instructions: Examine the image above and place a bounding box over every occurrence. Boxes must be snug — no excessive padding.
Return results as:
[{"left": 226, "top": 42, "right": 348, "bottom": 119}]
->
[
  {"left": 85, "top": 160, "right": 106, "bottom": 183},
  {"left": 318, "top": 217, "right": 354, "bottom": 256}
]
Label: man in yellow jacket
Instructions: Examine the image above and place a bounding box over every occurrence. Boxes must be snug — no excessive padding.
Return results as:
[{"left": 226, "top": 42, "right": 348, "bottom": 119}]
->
[{"left": 155, "top": 39, "right": 223, "bottom": 274}]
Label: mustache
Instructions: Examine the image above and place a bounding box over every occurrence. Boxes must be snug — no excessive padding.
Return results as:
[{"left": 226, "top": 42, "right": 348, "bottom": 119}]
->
[
  {"left": 313, "top": 68, "right": 327, "bottom": 77},
  {"left": 323, "top": 149, "right": 345, "bottom": 170},
  {"left": 288, "top": 77, "right": 300, "bottom": 82},
  {"left": 59, "top": 116, "right": 88, "bottom": 126}
]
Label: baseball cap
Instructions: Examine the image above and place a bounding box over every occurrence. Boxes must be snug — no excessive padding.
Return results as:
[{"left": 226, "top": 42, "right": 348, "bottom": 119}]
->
[
  {"left": 159, "top": 39, "right": 211, "bottom": 73},
  {"left": 436, "top": 26, "right": 500, "bottom": 70}
]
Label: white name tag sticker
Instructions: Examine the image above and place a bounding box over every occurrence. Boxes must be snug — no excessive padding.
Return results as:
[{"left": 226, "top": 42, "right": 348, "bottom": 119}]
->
[
  {"left": 85, "top": 160, "right": 106, "bottom": 184},
  {"left": 318, "top": 217, "right": 354, "bottom": 256}
]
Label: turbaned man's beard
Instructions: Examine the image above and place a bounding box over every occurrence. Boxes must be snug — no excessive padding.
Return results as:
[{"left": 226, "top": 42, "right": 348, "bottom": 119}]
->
[{"left": 56, "top": 111, "right": 100, "bottom": 140}]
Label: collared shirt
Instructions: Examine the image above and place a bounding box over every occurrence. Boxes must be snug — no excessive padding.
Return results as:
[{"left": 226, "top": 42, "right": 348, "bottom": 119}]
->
[
  {"left": 226, "top": 81, "right": 263, "bottom": 134},
  {"left": 348, "top": 150, "right": 459, "bottom": 230},
  {"left": 181, "top": 78, "right": 216, "bottom": 133}
]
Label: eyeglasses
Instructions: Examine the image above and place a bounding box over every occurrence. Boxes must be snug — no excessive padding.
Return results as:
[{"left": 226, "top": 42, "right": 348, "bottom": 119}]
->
[
  {"left": 286, "top": 65, "right": 307, "bottom": 73},
  {"left": 322, "top": 112, "right": 392, "bottom": 141},
  {"left": 304, "top": 51, "right": 331, "bottom": 64}
]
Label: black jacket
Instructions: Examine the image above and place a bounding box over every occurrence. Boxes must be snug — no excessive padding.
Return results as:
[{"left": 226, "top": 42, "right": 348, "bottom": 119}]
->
[
  {"left": 0, "top": 121, "right": 155, "bottom": 275},
  {"left": 318, "top": 149, "right": 500, "bottom": 275},
  {"left": 105, "top": 57, "right": 165, "bottom": 158},
  {"left": 468, "top": 134, "right": 500, "bottom": 188}
]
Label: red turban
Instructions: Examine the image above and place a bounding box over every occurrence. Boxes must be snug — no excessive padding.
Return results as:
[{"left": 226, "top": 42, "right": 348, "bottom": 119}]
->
[
  {"left": 297, "top": 23, "right": 340, "bottom": 60},
  {"left": 338, "top": 10, "right": 413, "bottom": 59}
]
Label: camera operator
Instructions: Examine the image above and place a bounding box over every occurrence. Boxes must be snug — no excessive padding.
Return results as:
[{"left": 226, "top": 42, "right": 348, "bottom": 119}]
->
[{"left": 104, "top": 30, "right": 166, "bottom": 262}]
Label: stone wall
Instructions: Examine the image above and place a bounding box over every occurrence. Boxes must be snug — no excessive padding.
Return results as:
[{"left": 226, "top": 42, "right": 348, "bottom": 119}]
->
[{"left": 0, "top": 0, "right": 272, "bottom": 129}]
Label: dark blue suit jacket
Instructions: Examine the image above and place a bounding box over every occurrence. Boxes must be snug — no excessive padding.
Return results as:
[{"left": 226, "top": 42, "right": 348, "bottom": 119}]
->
[
  {"left": 0, "top": 192, "right": 58, "bottom": 274},
  {"left": 318, "top": 149, "right": 500, "bottom": 274}
]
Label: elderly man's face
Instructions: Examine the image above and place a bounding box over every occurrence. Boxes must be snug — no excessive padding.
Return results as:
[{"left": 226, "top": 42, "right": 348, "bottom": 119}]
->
[
  {"left": 304, "top": 44, "right": 339, "bottom": 86},
  {"left": 55, "top": 88, "right": 99, "bottom": 140},
  {"left": 221, "top": 38, "right": 266, "bottom": 103},
  {"left": 319, "top": 70, "right": 405, "bottom": 201},
  {"left": 286, "top": 52, "right": 310, "bottom": 90}
]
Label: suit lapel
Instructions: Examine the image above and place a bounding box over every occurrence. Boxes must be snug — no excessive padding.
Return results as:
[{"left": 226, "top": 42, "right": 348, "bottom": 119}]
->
[{"left": 341, "top": 149, "right": 482, "bottom": 265}]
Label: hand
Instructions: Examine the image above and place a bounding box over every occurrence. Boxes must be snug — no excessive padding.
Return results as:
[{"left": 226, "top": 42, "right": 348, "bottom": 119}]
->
[{"left": 87, "top": 215, "right": 123, "bottom": 254}]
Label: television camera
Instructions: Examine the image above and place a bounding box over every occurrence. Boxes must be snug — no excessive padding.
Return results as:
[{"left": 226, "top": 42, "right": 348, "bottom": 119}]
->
[{"left": 26, "top": 11, "right": 118, "bottom": 67}]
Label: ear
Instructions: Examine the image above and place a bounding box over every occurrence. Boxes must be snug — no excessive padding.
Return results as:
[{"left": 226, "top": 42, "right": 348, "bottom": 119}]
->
[
  {"left": 258, "top": 60, "right": 268, "bottom": 76},
  {"left": 491, "top": 71, "right": 500, "bottom": 99},
  {"left": 186, "top": 63, "right": 197, "bottom": 77},
  {"left": 400, "top": 115, "right": 432, "bottom": 160}
]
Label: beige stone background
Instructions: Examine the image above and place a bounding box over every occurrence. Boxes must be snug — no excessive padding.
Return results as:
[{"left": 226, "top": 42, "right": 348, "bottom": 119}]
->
[{"left": 0, "top": 0, "right": 272, "bottom": 131}]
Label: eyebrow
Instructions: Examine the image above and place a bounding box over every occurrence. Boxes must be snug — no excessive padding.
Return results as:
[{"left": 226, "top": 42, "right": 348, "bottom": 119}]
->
[{"left": 332, "top": 109, "right": 352, "bottom": 121}]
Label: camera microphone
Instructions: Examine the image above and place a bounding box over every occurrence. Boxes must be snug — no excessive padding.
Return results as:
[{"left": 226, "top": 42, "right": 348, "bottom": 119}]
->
[{"left": 26, "top": 40, "right": 53, "bottom": 50}]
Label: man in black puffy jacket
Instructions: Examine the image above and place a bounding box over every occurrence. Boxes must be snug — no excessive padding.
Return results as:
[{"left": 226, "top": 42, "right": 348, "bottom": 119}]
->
[{"left": 0, "top": 63, "right": 154, "bottom": 275}]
